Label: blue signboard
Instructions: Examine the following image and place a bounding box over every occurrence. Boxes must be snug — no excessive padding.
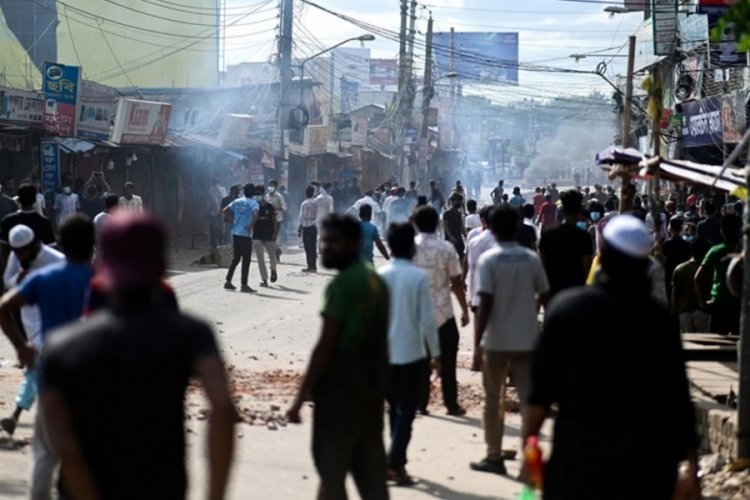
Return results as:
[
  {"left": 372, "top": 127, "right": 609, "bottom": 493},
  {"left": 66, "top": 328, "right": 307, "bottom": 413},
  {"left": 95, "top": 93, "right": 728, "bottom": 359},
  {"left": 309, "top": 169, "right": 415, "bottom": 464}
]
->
[
  {"left": 681, "top": 96, "right": 722, "bottom": 148},
  {"left": 40, "top": 141, "right": 60, "bottom": 192},
  {"left": 433, "top": 32, "right": 519, "bottom": 85},
  {"left": 42, "top": 62, "right": 80, "bottom": 136}
]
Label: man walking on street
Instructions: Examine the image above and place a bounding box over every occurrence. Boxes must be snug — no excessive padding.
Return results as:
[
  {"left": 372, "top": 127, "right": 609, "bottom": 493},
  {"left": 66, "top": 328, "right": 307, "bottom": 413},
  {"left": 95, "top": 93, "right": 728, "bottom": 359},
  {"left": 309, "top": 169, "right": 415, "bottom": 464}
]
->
[
  {"left": 443, "top": 196, "right": 466, "bottom": 260},
  {"left": 118, "top": 182, "right": 143, "bottom": 213},
  {"left": 223, "top": 184, "right": 259, "bottom": 293},
  {"left": 0, "top": 225, "right": 65, "bottom": 436},
  {"left": 378, "top": 223, "right": 440, "bottom": 486},
  {"left": 470, "top": 204, "right": 549, "bottom": 476},
  {"left": 524, "top": 215, "right": 699, "bottom": 499},
  {"left": 359, "top": 205, "right": 389, "bottom": 264},
  {"left": 1, "top": 183, "right": 55, "bottom": 246},
  {"left": 40, "top": 213, "right": 236, "bottom": 500},
  {"left": 253, "top": 186, "right": 278, "bottom": 288},
  {"left": 207, "top": 177, "right": 225, "bottom": 249},
  {"left": 413, "top": 206, "right": 470, "bottom": 416},
  {"left": 287, "top": 214, "right": 390, "bottom": 500},
  {"left": 695, "top": 213, "right": 742, "bottom": 335},
  {"left": 299, "top": 186, "right": 319, "bottom": 273},
  {"left": 538, "top": 190, "right": 593, "bottom": 299},
  {"left": 0, "top": 215, "right": 95, "bottom": 500},
  {"left": 266, "top": 180, "right": 287, "bottom": 261}
]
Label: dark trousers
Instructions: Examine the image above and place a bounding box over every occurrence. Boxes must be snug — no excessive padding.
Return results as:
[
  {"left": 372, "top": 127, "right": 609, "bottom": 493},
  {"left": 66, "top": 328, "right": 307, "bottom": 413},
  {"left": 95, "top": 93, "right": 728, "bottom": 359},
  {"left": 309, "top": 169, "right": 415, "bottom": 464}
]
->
[
  {"left": 312, "top": 392, "right": 389, "bottom": 500},
  {"left": 419, "top": 318, "right": 460, "bottom": 412},
  {"left": 711, "top": 302, "right": 741, "bottom": 335},
  {"left": 303, "top": 226, "right": 318, "bottom": 271},
  {"left": 452, "top": 239, "right": 465, "bottom": 261},
  {"left": 226, "top": 235, "right": 253, "bottom": 285},
  {"left": 388, "top": 358, "right": 425, "bottom": 469},
  {"left": 208, "top": 214, "right": 221, "bottom": 248}
]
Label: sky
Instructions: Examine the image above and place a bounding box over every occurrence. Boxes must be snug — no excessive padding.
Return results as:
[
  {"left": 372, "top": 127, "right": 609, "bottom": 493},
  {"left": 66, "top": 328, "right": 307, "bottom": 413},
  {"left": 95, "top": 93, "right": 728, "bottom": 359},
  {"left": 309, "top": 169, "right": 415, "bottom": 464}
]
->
[{"left": 223, "top": 0, "right": 647, "bottom": 103}]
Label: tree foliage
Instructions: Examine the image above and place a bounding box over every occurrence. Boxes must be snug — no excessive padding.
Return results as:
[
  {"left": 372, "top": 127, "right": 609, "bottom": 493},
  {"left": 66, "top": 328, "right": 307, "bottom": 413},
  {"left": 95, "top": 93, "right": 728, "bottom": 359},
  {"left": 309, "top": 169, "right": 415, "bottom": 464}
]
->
[{"left": 711, "top": 0, "right": 750, "bottom": 52}]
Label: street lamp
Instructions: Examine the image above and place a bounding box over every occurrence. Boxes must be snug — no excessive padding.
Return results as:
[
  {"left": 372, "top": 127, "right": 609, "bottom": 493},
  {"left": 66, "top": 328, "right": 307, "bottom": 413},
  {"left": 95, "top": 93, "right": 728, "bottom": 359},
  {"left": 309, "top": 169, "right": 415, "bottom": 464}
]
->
[
  {"left": 569, "top": 53, "right": 627, "bottom": 63},
  {"left": 298, "top": 34, "right": 375, "bottom": 109}
]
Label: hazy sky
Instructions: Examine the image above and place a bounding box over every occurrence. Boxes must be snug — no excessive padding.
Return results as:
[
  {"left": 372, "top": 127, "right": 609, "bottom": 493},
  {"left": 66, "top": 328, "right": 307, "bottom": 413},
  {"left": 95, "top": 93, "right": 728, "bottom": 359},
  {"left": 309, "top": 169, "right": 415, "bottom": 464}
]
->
[{"left": 224, "top": 0, "right": 646, "bottom": 102}]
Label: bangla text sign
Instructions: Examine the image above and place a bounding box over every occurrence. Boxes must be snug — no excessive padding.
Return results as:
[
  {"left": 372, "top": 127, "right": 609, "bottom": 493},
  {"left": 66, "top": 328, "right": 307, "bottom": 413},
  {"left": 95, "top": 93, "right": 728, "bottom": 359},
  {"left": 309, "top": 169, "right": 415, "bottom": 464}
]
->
[
  {"left": 42, "top": 62, "right": 80, "bottom": 136},
  {"left": 0, "top": 87, "right": 44, "bottom": 126}
]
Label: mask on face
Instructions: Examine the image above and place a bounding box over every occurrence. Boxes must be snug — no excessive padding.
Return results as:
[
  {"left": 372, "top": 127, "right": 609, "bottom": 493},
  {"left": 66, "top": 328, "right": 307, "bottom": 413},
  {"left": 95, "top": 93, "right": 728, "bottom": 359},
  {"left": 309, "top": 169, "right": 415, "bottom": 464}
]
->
[
  {"left": 62, "top": 186, "right": 71, "bottom": 194},
  {"left": 576, "top": 221, "right": 587, "bottom": 230},
  {"left": 268, "top": 186, "right": 276, "bottom": 194},
  {"left": 590, "top": 212, "right": 601, "bottom": 222},
  {"left": 254, "top": 195, "right": 262, "bottom": 202},
  {"left": 684, "top": 235, "right": 695, "bottom": 242}
]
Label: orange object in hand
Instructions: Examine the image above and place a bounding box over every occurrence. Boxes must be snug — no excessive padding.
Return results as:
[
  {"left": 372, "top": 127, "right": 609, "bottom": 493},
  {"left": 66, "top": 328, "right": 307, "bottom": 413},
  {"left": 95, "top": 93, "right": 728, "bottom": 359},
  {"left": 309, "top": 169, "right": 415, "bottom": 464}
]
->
[{"left": 524, "top": 436, "right": 544, "bottom": 490}]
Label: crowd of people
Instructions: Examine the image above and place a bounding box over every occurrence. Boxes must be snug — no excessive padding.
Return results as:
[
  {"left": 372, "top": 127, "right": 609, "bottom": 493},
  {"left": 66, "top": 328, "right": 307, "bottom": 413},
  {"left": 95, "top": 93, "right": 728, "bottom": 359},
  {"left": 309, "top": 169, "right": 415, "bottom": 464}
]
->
[
  {"left": 0, "top": 170, "right": 724, "bottom": 499},
  {"left": 286, "top": 176, "right": 706, "bottom": 498}
]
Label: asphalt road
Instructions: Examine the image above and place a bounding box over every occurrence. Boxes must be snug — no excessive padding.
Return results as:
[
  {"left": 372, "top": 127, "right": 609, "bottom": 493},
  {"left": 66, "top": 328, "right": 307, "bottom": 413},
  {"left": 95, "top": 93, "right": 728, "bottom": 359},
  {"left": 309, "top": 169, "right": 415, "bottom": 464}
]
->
[{"left": 0, "top": 235, "right": 551, "bottom": 500}]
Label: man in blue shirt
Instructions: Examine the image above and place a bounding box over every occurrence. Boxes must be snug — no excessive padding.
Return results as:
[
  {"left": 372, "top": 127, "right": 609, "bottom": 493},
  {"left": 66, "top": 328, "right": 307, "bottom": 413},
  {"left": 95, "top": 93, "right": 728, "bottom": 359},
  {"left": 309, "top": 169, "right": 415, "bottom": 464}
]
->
[
  {"left": 222, "top": 184, "right": 260, "bottom": 293},
  {"left": 359, "top": 204, "right": 389, "bottom": 264},
  {"left": 0, "top": 214, "right": 95, "bottom": 500}
]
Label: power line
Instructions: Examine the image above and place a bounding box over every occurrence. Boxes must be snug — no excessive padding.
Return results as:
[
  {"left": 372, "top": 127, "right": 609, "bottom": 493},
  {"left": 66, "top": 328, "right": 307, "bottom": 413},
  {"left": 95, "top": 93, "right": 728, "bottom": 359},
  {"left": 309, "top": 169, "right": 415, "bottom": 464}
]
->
[
  {"left": 138, "top": 0, "right": 271, "bottom": 16},
  {"left": 103, "top": 0, "right": 278, "bottom": 28}
]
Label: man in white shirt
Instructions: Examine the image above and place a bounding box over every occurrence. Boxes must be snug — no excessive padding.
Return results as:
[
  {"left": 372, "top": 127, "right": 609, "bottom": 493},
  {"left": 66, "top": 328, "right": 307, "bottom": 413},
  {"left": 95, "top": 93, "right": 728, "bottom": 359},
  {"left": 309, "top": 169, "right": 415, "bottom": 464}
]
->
[
  {"left": 471, "top": 204, "right": 549, "bottom": 476},
  {"left": 266, "top": 180, "right": 287, "bottom": 259},
  {"left": 1, "top": 226, "right": 65, "bottom": 436},
  {"left": 381, "top": 187, "right": 399, "bottom": 227},
  {"left": 349, "top": 190, "right": 383, "bottom": 227},
  {"left": 378, "top": 223, "right": 440, "bottom": 486},
  {"left": 118, "top": 182, "right": 144, "bottom": 213},
  {"left": 94, "top": 195, "right": 120, "bottom": 247},
  {"left": 465, "top": 199, "right": 481, "bottom": 232},
  {"left": 53, "top": 180, "right": 80, "bottom": 227},
  {"left": 315, "top": 183, "right": 334, "bottom": 251},
  {"left": 464, "top": 207, "right": 497, "bottom": 313},
  {"left": 413, "top": 206, "right": 470, "bottom": 417}
]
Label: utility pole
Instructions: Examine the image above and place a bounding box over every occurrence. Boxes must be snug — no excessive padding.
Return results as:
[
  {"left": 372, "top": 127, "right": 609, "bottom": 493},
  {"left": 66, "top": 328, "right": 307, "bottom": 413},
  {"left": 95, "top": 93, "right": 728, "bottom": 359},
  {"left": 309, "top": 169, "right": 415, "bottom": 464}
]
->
[
  {"left": 394, "top": 0, "right": 409, "bottom": 182},
  {"left": 449, "top": 27, "right": 456, "bottom": 150},
  {"left": 420, "top": 16, "right": 434, "bottom": 141},
  {"left": 418, "top": 15, "right": 434, "bottom": 184},
  {"left": 277, "top": 0, "right": 293, "bottom": 181},
  {"left": 740, "top": 138, "right": 750, "bottom": 461},
  {"left": 329, "top": 52, "right": 335, "bottom": 118},
  {"left": 619, "top": 35, "right": 636, "bottom": 213},
  {"left": 648, "top": 67, "right": 663, "bottom": 258}
]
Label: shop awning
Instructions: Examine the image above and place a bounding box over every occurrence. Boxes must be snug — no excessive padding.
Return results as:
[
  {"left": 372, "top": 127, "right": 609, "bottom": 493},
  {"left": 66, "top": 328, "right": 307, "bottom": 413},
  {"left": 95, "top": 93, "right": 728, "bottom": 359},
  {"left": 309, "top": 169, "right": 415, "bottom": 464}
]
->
[
  {"left": 596, "top": 147, "right": 747, "bottom": 193},
  {"left": 53, "top": 137, "right": 97, "bottom": 154}
]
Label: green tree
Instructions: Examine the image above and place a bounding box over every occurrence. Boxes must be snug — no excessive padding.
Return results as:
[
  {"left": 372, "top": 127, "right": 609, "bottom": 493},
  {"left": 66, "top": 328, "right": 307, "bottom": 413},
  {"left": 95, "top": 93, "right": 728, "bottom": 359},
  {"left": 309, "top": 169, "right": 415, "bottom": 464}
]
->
[{"left": 712, "top": 1, "right": 750, "bottom": 51}]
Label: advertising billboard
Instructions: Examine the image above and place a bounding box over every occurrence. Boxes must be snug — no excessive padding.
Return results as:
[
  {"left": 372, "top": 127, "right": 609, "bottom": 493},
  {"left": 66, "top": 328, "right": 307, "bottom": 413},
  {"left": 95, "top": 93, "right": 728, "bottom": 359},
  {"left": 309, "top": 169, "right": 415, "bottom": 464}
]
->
[
  {"left": 0, "top": 87, "right": 44, "bottom": 125},
  {"left": 370, "top": 59, "right": 398, "bottom": 87},
  {"left": 433, "top": 32, "right": 519, "bottom": 84},
  {"left": 77, "top": 80, "right": 118, "bottom": 141},
  {"left": 681, "top": 96, "right": 721, "bottom": 148},
  {"left": 110, "top": 98, "right": 171, "bottom": 145},
  {"left": 42, "top": 62, "right": 80, "bottom": 136}
]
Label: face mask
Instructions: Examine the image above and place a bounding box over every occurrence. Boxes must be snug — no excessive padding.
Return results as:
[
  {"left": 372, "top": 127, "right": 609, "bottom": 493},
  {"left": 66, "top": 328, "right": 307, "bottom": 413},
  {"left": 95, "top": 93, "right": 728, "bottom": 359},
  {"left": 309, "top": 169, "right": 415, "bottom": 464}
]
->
[
  {"left": 254, "top": 195, "right": 262, "bottom": 202},
  {"left": 268, "top": 187, "right": 276, "bottom": 194},
  {"left": 576, "top": 221, "right": 587, "bottom": 230},
  {"left": 62, "top": 187, "right": 71, "bottom": 194},
  {"left": 684, "top": 235, "right": 695, "bottom": 242},
  {"left": 590, "top": 212, "right": 601, "bottom": 222}
]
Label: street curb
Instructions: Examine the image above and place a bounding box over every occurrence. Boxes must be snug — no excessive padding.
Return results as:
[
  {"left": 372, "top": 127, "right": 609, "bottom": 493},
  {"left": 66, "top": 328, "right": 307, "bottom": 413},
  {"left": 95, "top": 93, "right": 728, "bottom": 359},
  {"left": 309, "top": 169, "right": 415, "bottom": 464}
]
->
[{"left": 696, "top": 401, "right": 737, "bottom": 460}]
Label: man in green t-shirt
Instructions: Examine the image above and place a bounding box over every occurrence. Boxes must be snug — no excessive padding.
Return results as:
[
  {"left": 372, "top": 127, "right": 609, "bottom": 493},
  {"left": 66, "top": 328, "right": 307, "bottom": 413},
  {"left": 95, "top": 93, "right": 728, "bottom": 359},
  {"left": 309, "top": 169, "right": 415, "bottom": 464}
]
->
[
  {"left": 287, "top": 214, "right": 390, "bottom": 500},
  {"left": 695, "top": 213, "right": 741, "bottom": 335}
]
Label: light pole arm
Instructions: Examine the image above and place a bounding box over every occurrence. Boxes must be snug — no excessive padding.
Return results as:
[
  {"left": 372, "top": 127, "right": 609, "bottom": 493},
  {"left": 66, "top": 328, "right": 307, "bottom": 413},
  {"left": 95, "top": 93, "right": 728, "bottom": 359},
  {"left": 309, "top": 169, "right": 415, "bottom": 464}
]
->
[{"left": 298, "top": 36, "right": 366, "bottom": 106}]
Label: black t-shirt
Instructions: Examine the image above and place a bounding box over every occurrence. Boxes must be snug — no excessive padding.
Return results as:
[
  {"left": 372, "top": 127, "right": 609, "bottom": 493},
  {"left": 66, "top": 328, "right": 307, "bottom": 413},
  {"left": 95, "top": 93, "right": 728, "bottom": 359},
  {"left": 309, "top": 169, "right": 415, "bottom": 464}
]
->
[
  {"left": 530, "top": 284, "right": 696, "bottom": 492},
  {"left": 253, "top": 203, "right": 276, "bottom": 241},
  {"left": 0, "top": 211, "right": 56, "bottom": 244},
  {"left": 443, "top": 209, "right": 463, "bottom": 241},
  {"left": 80, "top": 196, "right": 105, "bottom": 220},
  {"left": 41, "top": 307, "right": 220, "bottom": 500},
  {"left": 517, "top": 223, "right": 537, "bottom": 250},
  {"left": 538, "top": 223, "right": 593, "bottom": 296},
  {"left": 663, "top": 237, "right": 691, "bottom": 288}
]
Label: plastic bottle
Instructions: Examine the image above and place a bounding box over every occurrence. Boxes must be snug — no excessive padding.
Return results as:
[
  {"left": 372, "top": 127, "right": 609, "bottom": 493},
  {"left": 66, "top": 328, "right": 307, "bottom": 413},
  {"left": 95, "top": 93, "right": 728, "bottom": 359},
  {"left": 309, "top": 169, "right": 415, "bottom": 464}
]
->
[{"left": 518, "top": 436, "right": 543, "bottom": 500}]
